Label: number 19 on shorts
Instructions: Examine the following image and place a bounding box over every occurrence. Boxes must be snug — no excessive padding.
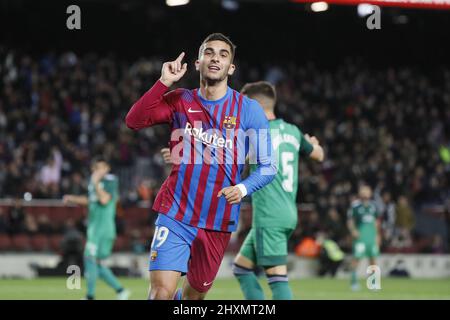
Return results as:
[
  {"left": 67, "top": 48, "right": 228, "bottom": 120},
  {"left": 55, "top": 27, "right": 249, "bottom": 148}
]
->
[{"left": 151, "top": 226, "right": 169, "bottom": 248}]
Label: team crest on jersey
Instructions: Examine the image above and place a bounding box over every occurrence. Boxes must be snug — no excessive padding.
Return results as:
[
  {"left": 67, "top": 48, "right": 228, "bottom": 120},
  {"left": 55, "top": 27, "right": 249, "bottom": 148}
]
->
[
  {"left": 223, "top": 116, "right": 236, "bottom": 129},
  {"left": 150, "top": 250, "right": 158, "bottom": 261}
]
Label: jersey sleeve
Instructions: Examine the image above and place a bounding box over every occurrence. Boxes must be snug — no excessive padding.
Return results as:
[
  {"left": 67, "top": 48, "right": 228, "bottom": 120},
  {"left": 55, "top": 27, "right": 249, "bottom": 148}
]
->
[
  {"left": 298, "top": 129, "right": 314, "bottom": 156},
  {"left": 239, "top": 99, "right": 277, "bottom": 196},
  {"left": 125, "top": 80, "right": 179, "bottom": 130}
]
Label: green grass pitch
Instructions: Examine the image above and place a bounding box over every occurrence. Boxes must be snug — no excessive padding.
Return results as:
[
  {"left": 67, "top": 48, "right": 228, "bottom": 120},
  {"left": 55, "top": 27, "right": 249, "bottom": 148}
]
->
[{"left": 0, "top": 277, "right": 449, "bottom": 300}]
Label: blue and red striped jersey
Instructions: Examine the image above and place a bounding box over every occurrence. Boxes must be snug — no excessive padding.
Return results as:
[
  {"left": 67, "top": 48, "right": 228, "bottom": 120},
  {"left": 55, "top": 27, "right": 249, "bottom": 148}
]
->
[{"left": 126, "top": 80, "right": 276, "bottom": 232}]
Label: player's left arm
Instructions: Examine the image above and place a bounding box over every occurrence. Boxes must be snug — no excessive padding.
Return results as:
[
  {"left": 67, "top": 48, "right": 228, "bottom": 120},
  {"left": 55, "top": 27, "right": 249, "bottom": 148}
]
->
[
  {"left": 219, "top": 100, "right": 276, "bottom": 204},
  {"left": 347, "top": 207, "right": 359, "bottom": 239}
]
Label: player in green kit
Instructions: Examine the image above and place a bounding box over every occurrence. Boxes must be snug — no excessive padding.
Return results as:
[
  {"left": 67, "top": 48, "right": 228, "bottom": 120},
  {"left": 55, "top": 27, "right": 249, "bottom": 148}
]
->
[
  {"left": 232, "top": 81, "right": 324, "bottom": 300},
  {"left": 63, "top": 157, "right": 130, "bottom": 300},
  {"left": 347, "top": 185, "right": 381, "bottom": 291}
]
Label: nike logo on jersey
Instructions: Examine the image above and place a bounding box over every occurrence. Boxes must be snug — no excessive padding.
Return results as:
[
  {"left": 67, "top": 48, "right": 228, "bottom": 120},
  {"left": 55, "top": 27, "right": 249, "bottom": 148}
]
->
[
  {"left": 188, "top": 107, "right": 203, "bottom": 113},
  {"left": 203, "top": 281, "right": 213, "bottom": 286}
]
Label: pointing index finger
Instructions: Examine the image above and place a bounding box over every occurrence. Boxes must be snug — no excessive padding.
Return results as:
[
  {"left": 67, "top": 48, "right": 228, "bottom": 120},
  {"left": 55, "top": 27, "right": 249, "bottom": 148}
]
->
[{"left": 175, "top": 52, "right": 185, "bottom": 63}]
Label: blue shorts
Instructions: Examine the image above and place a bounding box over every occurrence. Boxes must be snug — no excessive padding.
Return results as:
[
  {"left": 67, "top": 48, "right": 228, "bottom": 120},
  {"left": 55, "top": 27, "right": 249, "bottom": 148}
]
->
[
  {"left": 149, "top": 213, "right": 197, "bottom": 274},
  {"left": 149, "top": 213, "right": 231, "bottom": 293}
]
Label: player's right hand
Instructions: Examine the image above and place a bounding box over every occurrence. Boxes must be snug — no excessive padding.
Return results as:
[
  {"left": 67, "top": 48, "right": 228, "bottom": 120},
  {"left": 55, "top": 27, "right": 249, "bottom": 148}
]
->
[
  {"left": 217, "top": 186, "right": 243, "bottom": 205},
  {"left": 351, "top": 230, "right": 360, "bottom": 239},
  {"left": 160, "top": 52, "right": 188, "bottom": 87},
  {"left": 305, "top": 134, "right": 319, "bottom": 146},
  {"left": 62, "top": 195, "right": 72, "bottom": 205},
  {"left": 160, "top": 147, "right": 172, "bottom": 164},
  {"left": 91, "top": 170, "right": 104, "bottom": 184}
]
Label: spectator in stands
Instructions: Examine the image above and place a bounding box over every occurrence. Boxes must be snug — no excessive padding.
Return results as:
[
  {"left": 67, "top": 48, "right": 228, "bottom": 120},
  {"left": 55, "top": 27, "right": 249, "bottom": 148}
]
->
[
  {"left": 395, "top": 195, "right": 415, "bottom": 246},
  {"left": 59, "top": 219, "right": 84, "bottom": 269},
  {"left": 429, "top": 235, "right": 445, "bottom": 254},
  {"left": 4, "top": 163, "right": 23, "bottom": 198},
  {"left": 24, "top": 214, "right": 38, "bottom": 235},
  {"left": 137, "top": 178, "right": 155, "bottom": 204},
  {"left": 388, "top": 259, "right": 410, "bottom": 277},
  {"left": 0, "top": 207, "right": 8, "bottom": 233},
  {"left": 390, "top": 229, "right": 413, "bottom": 250},
  {"left": 8, "top": 198, "right": 25, "bottom": 235},
  {"left": 323, "top": 208, "right": 347, "bottom": 246},
  {"left": 294, "top": 236, "right": 320, "bottom": 258},
  {"left": 128, "top": 258, "right": 143, "bottom": 278},
  {"left": 439, "top": 144, "right": 450, "bottom": 166},
  {"left": 130, "top": 229, "right": 145, "bottom": 254},
  {"left": 62, "top": 172, "right": 87, "bottom": 196},
  {"left": 38, "top": 148, "right": 63, "bottom": 197},
  {"left": 375, "top": 188, "right": 396, "bottom": 248},
  {"left": 316, "top": 232, "right": 344, "bottom": 277},
  {"left": 37, "top": 215, "right": 54, "bottom": 235},
  {"left": 301, "top": 211, "right": 321, "bottom": 238}
]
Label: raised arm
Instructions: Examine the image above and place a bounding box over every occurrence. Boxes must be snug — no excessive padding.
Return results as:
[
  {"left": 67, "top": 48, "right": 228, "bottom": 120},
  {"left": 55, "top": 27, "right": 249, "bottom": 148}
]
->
[
  {"left": 304, "top": 134, "right": 325, "bottom": 162},
  {"left": 125, "top": 52, "right": 187, "bottom": 130},
  {"left": 91, "top": 168, "right": 117, "bottom": 206}
]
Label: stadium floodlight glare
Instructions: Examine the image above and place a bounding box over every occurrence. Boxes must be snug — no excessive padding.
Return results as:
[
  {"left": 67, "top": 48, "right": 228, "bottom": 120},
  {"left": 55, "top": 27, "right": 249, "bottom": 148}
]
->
[
  {"left": 166, "top": 0, "right": 190, "bottom": 7},
  {"left": 311, "top": 2, "right": 329, "bottom": 12},
  {"left": 357, "top": 3, "right": 375, "bottom": 17},
  {"left": 24, "top": 192, "right": 32, "bottom": 201},
  {"left": 222, "top": 0, "right": 239, "bottom": 11}
]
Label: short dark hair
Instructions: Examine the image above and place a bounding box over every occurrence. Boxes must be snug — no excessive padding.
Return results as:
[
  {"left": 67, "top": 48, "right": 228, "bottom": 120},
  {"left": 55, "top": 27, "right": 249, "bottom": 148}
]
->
[
  {"left": 199, "top": 33, "right": 236, "bottom": 61},
  {"left": 240, "top": 81, "right": 277, "bottom": 102},
  {"left": 91, "top": 156, "right": 109, "bottom": 167}
]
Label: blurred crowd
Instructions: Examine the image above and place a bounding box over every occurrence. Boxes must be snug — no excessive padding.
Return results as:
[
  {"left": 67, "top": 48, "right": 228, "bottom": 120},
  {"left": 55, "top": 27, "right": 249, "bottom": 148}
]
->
[
  {"left": 0, "top": 47, "right": 449, "bottom": 253},
  {"left": 270, "top": 60, "right": 450, "bottom": 254}
]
